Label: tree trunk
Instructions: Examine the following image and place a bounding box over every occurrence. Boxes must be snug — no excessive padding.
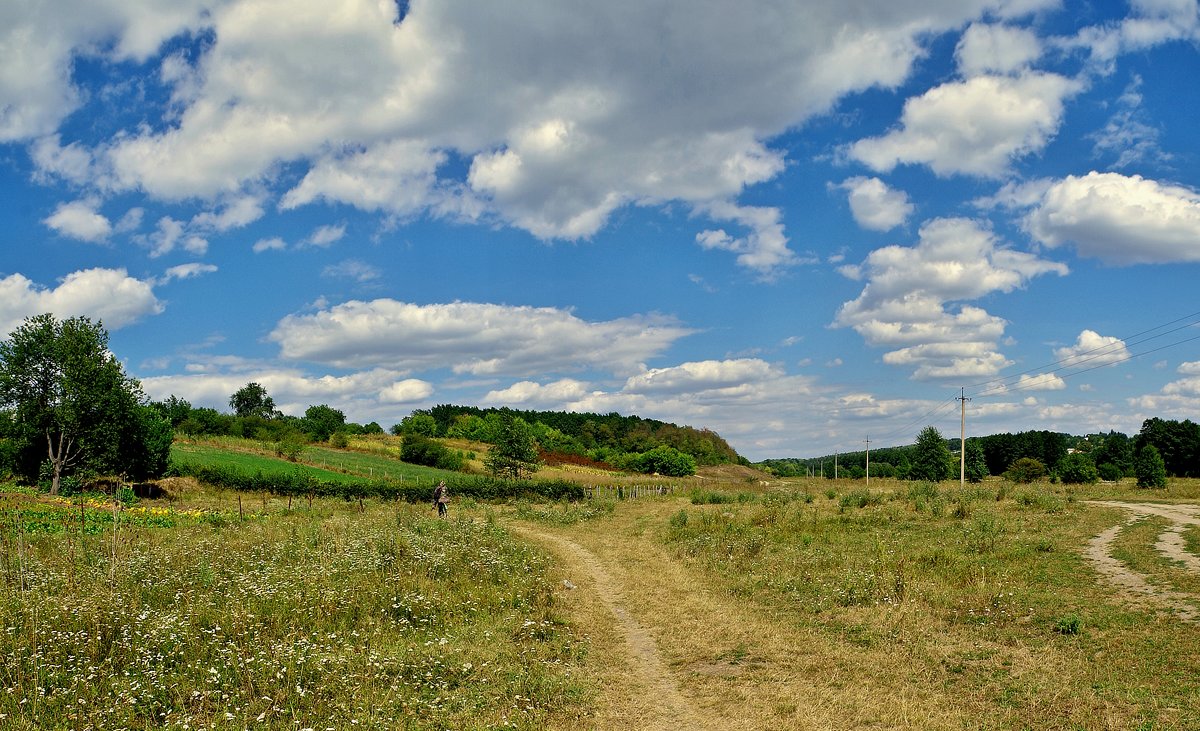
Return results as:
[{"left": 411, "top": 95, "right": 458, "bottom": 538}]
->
[{"left": 46, "top": 431, "right": 75, "bottom": 496}]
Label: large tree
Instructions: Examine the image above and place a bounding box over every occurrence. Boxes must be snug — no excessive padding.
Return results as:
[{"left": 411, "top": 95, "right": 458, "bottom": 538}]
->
[
  {"left": 229, "top": 382, "right": 277, "bottom": 419},
  {"left": 0, "top": 314, "right": 171, "bottom": 493},
  {"left": 909, "top": 425, "right": 953, "bottom": 482}
]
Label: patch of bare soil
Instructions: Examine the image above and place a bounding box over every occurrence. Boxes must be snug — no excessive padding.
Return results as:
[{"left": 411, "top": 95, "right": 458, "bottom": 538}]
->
[{"left": 1084, "top": 501, "right": 1200, "bottom": 623}]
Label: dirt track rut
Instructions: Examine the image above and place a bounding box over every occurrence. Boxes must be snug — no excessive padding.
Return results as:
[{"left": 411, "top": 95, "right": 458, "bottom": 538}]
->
[{"left": 1084, "top": 501, "right": 1200, "bottom": 623}]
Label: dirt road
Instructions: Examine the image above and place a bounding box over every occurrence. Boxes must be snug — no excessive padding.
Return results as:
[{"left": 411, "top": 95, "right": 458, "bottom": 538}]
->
[{"left": 1084, "top": 501, "right": 1200, "bottom": 623}]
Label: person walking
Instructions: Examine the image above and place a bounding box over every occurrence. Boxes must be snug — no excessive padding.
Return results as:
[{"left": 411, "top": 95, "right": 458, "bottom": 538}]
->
[{"left": 432, "top": 480, "right": 448, "bottom": 518}]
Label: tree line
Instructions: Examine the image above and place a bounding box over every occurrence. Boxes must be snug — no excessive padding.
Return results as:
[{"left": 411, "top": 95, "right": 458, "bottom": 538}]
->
[{"left": 758, "top": 419, "right": 1195, "bottom": 487}]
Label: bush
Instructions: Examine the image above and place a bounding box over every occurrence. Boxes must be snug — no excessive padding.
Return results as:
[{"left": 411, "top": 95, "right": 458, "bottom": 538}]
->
[
  {"left": 401, "top": 434, "right": 464, "bottom": 471},
  {"left": 632, "top": 446, "right": 697, "bottom": 477},
  {"left": 1056, "top": 453, "right": 1099, "bottom": 484},
  {"left": 1096, "top": 462, "right": 1122, "bottom": 482},
  {"left": 1004, "top": 457, "right": 1047, "bottom": 484}
]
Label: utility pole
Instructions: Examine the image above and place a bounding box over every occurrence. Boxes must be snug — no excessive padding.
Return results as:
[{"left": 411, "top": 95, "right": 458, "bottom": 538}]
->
[
  {"left": 834, "top": 451, "right": 838, "bottom": 479},
  {"left": 958, "top": 387, "right": 971, "bottom": 487},
  {"left": 864, "top": 435, "right": 871, "bottom": 486}
]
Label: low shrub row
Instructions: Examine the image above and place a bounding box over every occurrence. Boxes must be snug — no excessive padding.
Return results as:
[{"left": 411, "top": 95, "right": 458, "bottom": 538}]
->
[{"left": 167, "top": 462, "right": 585, "bottom": 502}]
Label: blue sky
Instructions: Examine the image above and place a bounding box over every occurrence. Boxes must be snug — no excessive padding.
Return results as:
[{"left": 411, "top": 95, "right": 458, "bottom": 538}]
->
[{"left": 3, "top": 0, "right": 1200, "bottom": 460}]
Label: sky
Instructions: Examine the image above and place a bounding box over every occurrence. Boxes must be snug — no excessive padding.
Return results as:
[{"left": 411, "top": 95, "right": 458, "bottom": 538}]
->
[{"left": 3, "top": 0, "right": 1200, "bottom": 461}]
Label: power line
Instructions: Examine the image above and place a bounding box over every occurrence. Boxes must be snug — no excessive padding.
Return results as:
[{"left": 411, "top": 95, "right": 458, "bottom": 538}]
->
[{"left": 968, "top": 310, "right": 1200, "bottom": 398}]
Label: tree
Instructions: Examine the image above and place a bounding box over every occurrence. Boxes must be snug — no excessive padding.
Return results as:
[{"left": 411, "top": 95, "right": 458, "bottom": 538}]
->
[
  {"left": 1135, "top": 444, "right": 1167, "bottom": 488},
  {"left": 1057, "top": 452, "right": 1099, "bottom": 484},
  {"left": 229, "top": 382, "right": 276, "bottom": 419},
  {"left": 1094, "top": 431, "right": 1134, "bottom": 478},
  {"left": 302, "top": 404, "right": 345, "bottom": 441},
  {"left": 909, "top": 426, "right": 953, "bottom": 482},
  {"left": 397, "top": 413, "right": 438, "bottom": 437},
  {"left": 633, "top": 445, "right": 696, "bottom": 476},
  {"left": 0, "top": 314, "right": 171, "bottom": 493},
  {"left": 1005, "top": 457, "right": 1046, "bottom": 484},
  {"left": 484, "top": 416, "right": 540, "bottom": 479},
  {"left": 964, "top": 440, "right": 989, "bottom": 483}
]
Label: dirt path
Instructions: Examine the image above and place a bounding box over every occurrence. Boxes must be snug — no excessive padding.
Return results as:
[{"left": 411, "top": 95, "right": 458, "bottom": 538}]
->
[
  {"left": 510, "top": 524, "right": 713, "bottom": 731},
  {"left": 1083, "top": 501, "right": 1200, "bottom": 623},
  {"left": 508, "top": 506, "right": 969, "bottom": 730}
]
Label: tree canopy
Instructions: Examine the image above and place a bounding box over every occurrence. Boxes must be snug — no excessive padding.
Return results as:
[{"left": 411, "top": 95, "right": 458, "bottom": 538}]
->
[{"left": 0, "top": 314, "right": 171, "bottom": 492}]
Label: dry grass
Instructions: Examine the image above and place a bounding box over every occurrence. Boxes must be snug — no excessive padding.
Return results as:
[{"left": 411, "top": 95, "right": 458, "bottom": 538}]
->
[{"left": 507, "top": 478, "right": 1200, "bottom": 730}]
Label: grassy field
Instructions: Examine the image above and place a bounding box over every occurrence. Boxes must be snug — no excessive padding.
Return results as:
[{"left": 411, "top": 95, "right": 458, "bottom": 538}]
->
[
  {"left": 0, "top": 489, "right": 586, "bottom": 730},
  {"left": 2, "top": 464, "right": 1198, "bottom": 729},
  {"left": 172, "top": 436, "right": 460, "bottom": 485}
]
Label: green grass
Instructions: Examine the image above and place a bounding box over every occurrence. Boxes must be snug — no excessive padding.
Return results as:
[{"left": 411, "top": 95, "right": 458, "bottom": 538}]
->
[
  {"left": 171, "top": 438, "right": 459, "bottom": 485},
  {"left": 0, "top": 498, "right": 586, "bottom": 730}
]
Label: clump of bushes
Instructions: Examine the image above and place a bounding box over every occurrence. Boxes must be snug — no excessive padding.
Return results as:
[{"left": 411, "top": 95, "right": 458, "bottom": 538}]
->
[
  {"left": 400, "top": 434, "right": 465, "bottom": 471},
  {"left": 1004, "top": 457, "right": 1047, "bottom": 484}
]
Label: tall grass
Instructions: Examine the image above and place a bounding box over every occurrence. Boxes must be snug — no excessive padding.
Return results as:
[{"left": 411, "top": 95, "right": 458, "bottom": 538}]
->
[{"left": 0, "top": 498, "right": 586, "bottom": 730}]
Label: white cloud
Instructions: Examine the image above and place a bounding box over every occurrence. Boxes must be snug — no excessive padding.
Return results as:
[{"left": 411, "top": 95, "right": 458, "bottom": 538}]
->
[
  {"left": 268, "top": 299, "right": 695, "bottom": 375},
  {"left": 1178, "top": 361, "right": 1200, "bottom": 375},
  {"left": 1024, "top": 172, "right": 1200, "bottom": 264},
  {"left": 304, "top": 224, "right": 346, "bottom": 248},
  {"left": 162, "top": 263, "right": 218, "bottom": 282},
  {"left": 955, "top": 23, "right": 1042, "bottom": 76},
  {"left": 0, "top": 1, "right": 210, "bottom": 142},
  {"left": 835, "top": 176, "right": 913, "bottom": 231},
  {"left": 835, "top": 217, "right": 1067, "bottom": 380},
  {"left": 31, "top": 134, "right": 94, "bottom": 185},
  {"left": 1053, "top": 330, "right": 1131, "bottom": 368},
  {"left": 849, "top": 73, "right": 1082, "bottom": 178},
  {"left": 1089, "top": 76, "right": 1170, "bottom": 168},
  {"left": 43, "top": 198, "right": 112, "bottom": 242},
  {"left": 694, "top": 202, "right": 797, "bottom": 276},
  {"left": 253, "top": 236, "right": 287, "bottom": 253},
  {"left": 622, "top": 359, "right": 781, "bottom": 396},
  {"left": 141, "top": 366, "right": 431, "bottom": 420},
  {"left": 379, "top": 378, "right": 434, "bottom": 404},
  {"left": 49, "top": 0, "right": 1066, "bottom": 275},
  {"left": 139, "top": 216, "right": 208, "bottom": 258},
  {"left": 190, "top": 194, "right": 265, "bottom": 232},
  {"left": 1016, "top": 373, "right": 1067, "bottom": 391},
  {"left": 0, "top": 268, "right": 162, "bottom": 335},
  {"left": 322, "top": 259, "right": 381, "bottom": 282}
]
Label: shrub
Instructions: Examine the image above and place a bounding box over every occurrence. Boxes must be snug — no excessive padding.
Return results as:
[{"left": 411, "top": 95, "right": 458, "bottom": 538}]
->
[
  {"left": 1004, "top": 457, "right": 1047, "bottom": 484},
  {"left": 1054, "top": 614, "right": 1083, "bottom": 635},
  {"left": 1097, "top": 462, "right": 1122, "bottom": 482},
  {"left": 632, "top": 446, "right": 697, "bottom": 477},
  {"left": 328, "top": 432, "right": 349, "bottom": 449},
  {"left": 1056, "top": 453, "right": 1098, "bottom": 484},
  {"left": 401, "top": 434, "right": 464, "bottom": 471}
]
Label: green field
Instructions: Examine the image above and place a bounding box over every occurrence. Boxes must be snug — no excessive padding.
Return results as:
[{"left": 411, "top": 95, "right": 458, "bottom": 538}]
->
[{"left": 171, "top": 437, "right": 459, "bottom": 485}]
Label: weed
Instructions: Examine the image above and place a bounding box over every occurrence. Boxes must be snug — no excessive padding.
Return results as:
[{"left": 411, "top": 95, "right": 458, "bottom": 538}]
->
[{"left": 1054, "top": 614, "right": 1083, "bottom": 635}]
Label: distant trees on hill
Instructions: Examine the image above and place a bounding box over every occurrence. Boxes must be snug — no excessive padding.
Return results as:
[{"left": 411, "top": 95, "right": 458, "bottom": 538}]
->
[{"left": 758, "top": 418, "right": 1200, "bottom": 484}]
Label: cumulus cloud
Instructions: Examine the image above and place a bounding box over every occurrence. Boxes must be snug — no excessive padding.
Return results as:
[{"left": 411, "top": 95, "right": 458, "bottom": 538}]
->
[
  {"left": 141, "top": 366, "right": 432, "bottom": 418},
  {"left": 0, "top": 268, "right": 162, "bottom": 334},
  {"left": 835, "top": 217, "right": 1068, "bottom": 379},
  {"left": 1053, "top": 330, "right": 1131, "bottom": 368},
  {"left": 1016, "top": 373, "right": 1066, "bottom": 391},
  {"left": 43, "top": 198, "right": 112, "bottom": 242},
  {"left": 268, "top": 299, "right": 695, "bottom": 375},
  {"left": 835, "top": 176, "right": 913, "bottom": 231},
  {"left": 849, "top": 72, "right": 1082, "bottom": 178},
  {"left": 1023, "top": 172, "right": 1200, "bottom": 264},
  {"left": 0, "top": 0, "right": 1065, "bottom": 275},
  {"left": 955, "top": 23, "right": 1042, "bottom": 76}
]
